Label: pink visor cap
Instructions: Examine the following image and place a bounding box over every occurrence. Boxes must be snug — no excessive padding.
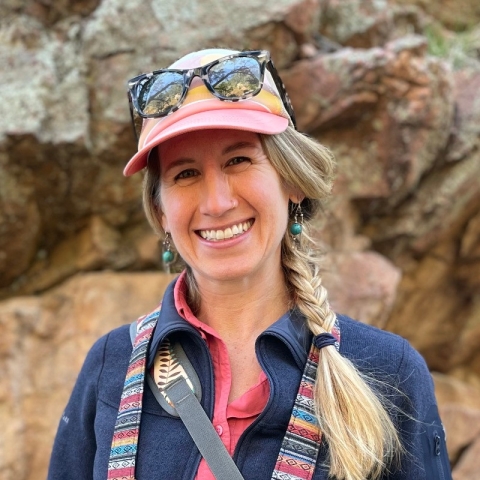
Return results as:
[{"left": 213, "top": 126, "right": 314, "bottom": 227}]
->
[{"left": 123, "top": 48, "right": 292, "bottom": 176}]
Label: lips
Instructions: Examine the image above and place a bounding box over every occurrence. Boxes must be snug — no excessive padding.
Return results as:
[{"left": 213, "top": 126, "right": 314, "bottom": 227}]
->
[{"left": 198, "top": 220, "right": 253, "bottom": 241}]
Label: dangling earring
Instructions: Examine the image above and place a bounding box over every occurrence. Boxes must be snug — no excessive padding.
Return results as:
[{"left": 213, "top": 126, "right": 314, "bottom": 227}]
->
[
  {"left": 162, "top": 232, "right": 175, "bottom": 273},
  {"left": 290, "top": 203, "right": 303, "bottom": 247}
]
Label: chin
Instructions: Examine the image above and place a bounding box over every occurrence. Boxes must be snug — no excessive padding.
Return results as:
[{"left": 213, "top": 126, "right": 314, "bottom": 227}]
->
[{"left": 194, "top": 261, "right": 258, "bottom": 283}]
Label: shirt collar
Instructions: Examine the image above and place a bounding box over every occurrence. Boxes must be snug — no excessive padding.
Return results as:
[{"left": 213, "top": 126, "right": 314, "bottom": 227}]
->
[
  {"left": 174, "top": 271, "right": 219, "bottom": 341},
  {"left": 148, "top": 272, "right": 335, "bottom": 371}
]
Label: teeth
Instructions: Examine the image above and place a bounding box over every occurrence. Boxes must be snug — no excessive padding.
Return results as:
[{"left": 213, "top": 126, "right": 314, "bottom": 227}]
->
[{"left": 199, "top": 221, "right": 252, "bottom": 241}]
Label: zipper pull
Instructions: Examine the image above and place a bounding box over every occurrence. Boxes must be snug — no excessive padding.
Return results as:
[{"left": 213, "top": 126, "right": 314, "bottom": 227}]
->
[{"left": 434, "top": 433, "right": 441, "bottom": 456}]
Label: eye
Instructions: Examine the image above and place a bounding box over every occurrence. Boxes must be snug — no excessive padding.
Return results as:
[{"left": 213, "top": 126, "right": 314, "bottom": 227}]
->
[
  {"left": 226, "top": 156, "right": 250, "bottom": 168},
  {"left": 175, "top": 168, "right": 198, "bottom": 181}
]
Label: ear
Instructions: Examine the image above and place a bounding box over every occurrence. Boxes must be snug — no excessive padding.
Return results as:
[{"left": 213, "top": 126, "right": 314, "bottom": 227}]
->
[
  {"left": 289, "top": 188, "right": 305, "bottom": 204},
  {"left": 161, "top": 212, "right": 169, "bottom": 234}
]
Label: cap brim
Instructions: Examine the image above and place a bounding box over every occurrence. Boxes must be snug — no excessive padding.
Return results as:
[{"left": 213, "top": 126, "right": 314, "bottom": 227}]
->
[{"left": 123, "top": 109, "right": 289, "bottom": 176}]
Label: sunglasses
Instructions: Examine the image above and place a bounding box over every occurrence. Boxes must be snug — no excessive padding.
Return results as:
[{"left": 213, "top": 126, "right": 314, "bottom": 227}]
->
[{"left": 127, "top": 50, "right": 296, "bottom": 140}]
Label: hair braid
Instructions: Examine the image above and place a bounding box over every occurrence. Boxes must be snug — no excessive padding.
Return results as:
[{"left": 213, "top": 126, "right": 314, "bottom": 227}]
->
[
  {"left": 282, "top": 230, "right": 335, "bottom": 333},
  {"left": 282, "top": 228, "right": 401, "bottom": 480}
]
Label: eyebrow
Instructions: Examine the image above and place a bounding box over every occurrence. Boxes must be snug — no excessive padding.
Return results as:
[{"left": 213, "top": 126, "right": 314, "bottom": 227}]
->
[
  {"left": 163, "top": 158, "right": 195, "bottom": 176},
  {"left": 162, "top": 141, "right": 258, "bottom": 175},
  {"left": 222, "top": 141, "right": 257, "bottom": 155}
]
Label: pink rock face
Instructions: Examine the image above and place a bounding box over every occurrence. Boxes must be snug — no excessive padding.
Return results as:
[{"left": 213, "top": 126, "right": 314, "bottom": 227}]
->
[
  {"left": 0, "top": 272, "right": 174, "bottom": 480},
  {"left": 434, "top": 374, "right": 480, "bottom": 462},
  {"left": 453, "top": 435, "right": 480, "bottom": 480},
  {"left": 1, "top": 0, "right": 480, "bottom": 479},
  {"left": 0, "top": 172, "right": 41, "bottom": 287},
  {"left": 401, "top": 0, "right": 480, "bottom": 32},
  {"left": 282, "top": 36, "right": 454, "bottom": 203},
  {"left": 446, "top": 70, "right": 480, "bottom": 163},
  {"left": 321, "top": 250, "right": 402, "bottom": 328},
  {"left": 284, "top": 0, "right": 321, "bottom": 37}
]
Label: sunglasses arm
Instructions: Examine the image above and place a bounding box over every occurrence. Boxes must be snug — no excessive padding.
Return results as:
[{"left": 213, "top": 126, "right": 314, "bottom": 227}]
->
[{"left": 267, "top": 61, "right": 297, "bottom": 129}]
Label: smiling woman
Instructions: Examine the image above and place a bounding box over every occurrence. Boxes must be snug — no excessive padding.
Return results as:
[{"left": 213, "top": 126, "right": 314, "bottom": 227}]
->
[
  {"left": 155, "top": 130, "right": 295, "bottom": 287},
  {"left": 48, "top": 49, "right": 452, "bottom": 480}
]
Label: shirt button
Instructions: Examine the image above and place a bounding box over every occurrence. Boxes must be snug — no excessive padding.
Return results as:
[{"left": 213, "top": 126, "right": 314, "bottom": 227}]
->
[{"left": 215, "top": 425, "right": 223, "bottom": 436}]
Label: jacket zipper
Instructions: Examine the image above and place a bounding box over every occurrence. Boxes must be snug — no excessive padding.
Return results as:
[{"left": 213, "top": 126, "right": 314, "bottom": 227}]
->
[{"left": 433, "top": 431, "right": 446, "bottom": 480}]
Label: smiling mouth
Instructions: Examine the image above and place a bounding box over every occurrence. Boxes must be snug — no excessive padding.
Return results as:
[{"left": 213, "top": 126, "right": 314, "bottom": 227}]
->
[{"left": 197, "top": 220, "right": 254, "bottom": 241}]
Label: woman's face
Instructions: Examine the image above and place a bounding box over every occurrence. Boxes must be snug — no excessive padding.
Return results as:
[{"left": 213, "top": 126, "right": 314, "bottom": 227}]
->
[{"left": 158, "top": 129, "right": 298, "bottom": 285}]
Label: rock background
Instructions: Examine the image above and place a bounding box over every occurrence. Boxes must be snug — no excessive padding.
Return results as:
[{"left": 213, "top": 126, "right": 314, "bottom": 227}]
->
[{"left": 0, "top": 1, "right": 479, "bottom": 479}]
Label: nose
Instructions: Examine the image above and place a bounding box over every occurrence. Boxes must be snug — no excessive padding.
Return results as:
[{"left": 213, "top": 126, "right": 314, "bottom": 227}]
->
[{"left": 199, "top": 170, "right": 238, "bottom": 217}]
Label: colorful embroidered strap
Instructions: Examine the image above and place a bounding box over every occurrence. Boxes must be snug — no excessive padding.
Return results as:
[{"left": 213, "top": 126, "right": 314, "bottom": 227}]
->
[
  {"left": 109, "top": 310, "right": 340, "bottom": 480},
  {"left": 107, "top": 308, "right": 160, "bottom": 480},
  {"left": 272, "top": 322, "right": 340, "bottom": 480}
]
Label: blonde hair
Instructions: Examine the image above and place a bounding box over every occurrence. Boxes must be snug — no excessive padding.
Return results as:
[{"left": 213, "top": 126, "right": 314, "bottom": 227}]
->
[{"left": 142, "top": 127, "right": 402, "bottom": 480}]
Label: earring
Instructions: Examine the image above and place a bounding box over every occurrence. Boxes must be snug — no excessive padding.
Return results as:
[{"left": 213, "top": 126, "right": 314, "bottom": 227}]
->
[
  {"left": 290, "top": 203, "right": 303, "bottom": 247},
  {"left": 162, "top": 232, "right": 175, "bottom": 273}
]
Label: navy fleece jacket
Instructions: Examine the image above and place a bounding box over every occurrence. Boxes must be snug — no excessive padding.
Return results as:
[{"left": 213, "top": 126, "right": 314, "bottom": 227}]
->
[{"left": 48, "top": 279, "right": 451, "bottom": 479}]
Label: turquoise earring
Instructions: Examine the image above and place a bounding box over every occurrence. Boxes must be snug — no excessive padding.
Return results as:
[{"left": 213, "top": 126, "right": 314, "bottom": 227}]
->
[
  {"left": 162, "top": 232, "right": 175, "bottom": 273},
  {"left": 290, "top": 203, "right": 303, "bottom": 247}
]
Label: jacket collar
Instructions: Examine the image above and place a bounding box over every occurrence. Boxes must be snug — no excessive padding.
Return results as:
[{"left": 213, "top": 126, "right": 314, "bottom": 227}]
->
[
  {"left": 148, "top": 276, "right": 321, "bottom": 370},
  {"left": 147, "top": 279, "right": 198, "bottom": 367},
  {"left": 258, "top": 308, "right": 313, "bottom": 370}
]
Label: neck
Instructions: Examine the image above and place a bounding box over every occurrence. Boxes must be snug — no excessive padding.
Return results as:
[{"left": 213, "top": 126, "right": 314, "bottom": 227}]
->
[{"left": 193, "top": 266, "right": 290, "bottom": 343}]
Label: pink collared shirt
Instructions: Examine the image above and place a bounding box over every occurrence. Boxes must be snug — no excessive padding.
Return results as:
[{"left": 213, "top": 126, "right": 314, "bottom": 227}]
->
[{"left": 174, "top": 272, "right": 270, "bottom": 480}]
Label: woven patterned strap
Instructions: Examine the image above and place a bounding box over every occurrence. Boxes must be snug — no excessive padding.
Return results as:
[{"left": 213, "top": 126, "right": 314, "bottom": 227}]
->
[
  {"left": 107, "top": 307, "right": 160, "bottom": 480},
  {"left": 272, "top": 321, "right": 341, "bottom": 480},
  {"left": 108, "top": 307, "right": 341, "bottom": 480}
]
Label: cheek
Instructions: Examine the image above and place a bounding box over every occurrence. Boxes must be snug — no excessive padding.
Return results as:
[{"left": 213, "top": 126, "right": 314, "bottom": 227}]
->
[
  {"left": 159, "top": 188, "right": 191, "bottom": 235},
  {"left": 255, "top": 175, "right": 291, "bottom": 208},
  {"left": 251, "top": 180, "right": 290, "bottom": 230},
  {"left": 159, "top": 190, "right": 173, "bottom": 232}
]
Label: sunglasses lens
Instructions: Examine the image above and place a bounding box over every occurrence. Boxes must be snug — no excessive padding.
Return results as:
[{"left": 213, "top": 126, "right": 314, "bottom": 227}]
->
[
  {"left": 208, "top": 56, "right": 261, "bottom": 98},
  {"left": 137, "top": 71, "right": 185, "bottom": 116}
]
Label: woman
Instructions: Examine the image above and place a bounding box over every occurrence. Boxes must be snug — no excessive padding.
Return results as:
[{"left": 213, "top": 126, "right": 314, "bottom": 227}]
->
[{"left": 48, "top": 49, "right": 451, "bottom": 480}]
